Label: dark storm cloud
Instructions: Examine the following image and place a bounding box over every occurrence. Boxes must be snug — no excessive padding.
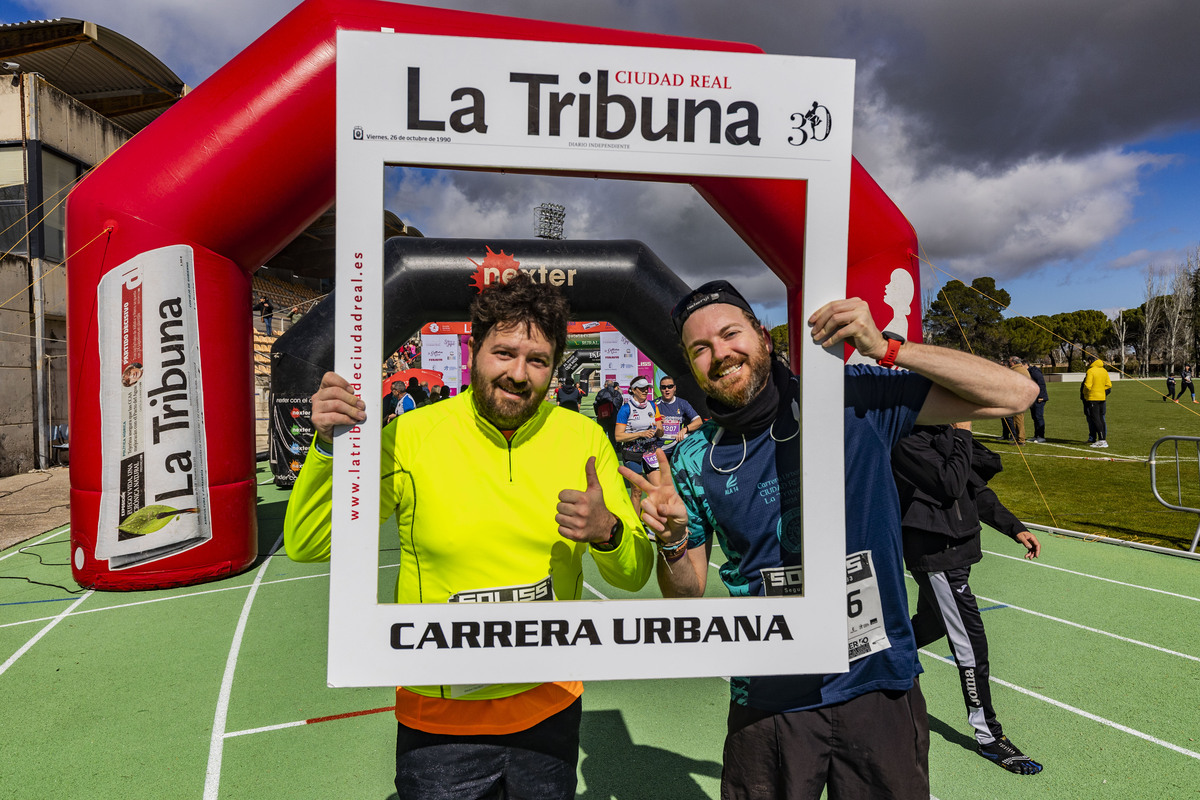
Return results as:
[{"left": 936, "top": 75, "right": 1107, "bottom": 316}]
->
[
  {"left": 424, "top": 0, "right": 1199, "bottom": 172},
  {"left": 23, "top": 0, "right": 1195, "bottom": 295}
]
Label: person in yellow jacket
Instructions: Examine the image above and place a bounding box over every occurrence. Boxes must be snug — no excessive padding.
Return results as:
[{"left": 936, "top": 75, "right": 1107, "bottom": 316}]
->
[
  {"left": 284, "top": 274, "right": 653, "bottom": 800},
  {"left": 1082, "top": 358, "right": 1113, "bottom": 448}
]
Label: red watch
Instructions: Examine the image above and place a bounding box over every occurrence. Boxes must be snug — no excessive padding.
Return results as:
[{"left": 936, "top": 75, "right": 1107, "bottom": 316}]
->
[{"left": 877, "top": 331, "right": 905, "bottom": 368}]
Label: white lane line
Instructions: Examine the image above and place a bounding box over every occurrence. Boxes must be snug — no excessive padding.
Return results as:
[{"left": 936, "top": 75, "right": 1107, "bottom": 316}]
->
[
  {"left": 224, "top": 720, "right": 307, "bottom": 738},
  {"left": 0, "top": 589, "right": 91, "bottom": 677},
  {"left": 2, "top": 562, "right": 404, "bottom": 630},
  {"left": 202, "top": 536, "right": 282, "bottom": 800},
  {"left": 905, "top": 574, "right": 1199, "bottom": 663},
  {"left": 0, "top": 527, "right": 68, "bottom": 563},
  {"left": 974, "top": 593, "right": 1200, "bottom": 663},
  {"left": 920, "top": 649, "right": 1200, "bottom": 761},
  {"left": 982, "top": 550, "right": 1200, "bottom": 603}
]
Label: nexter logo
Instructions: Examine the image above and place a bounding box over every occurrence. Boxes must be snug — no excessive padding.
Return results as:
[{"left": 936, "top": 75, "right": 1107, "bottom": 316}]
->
[
  {"left": 469, "top": 246, "right": 577, "bottom": 293},
  {"left": 725, "top": 475, "right": 739, "bottom": 495}
]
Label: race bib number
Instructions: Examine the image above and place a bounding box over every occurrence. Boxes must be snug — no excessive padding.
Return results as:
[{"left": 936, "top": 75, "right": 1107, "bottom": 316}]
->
[
  {"left": 447, "top": 575, "right": 553, "bottom": 697},
  {"left": 845, "top": 550, "right": 891, "bottom": 662}
]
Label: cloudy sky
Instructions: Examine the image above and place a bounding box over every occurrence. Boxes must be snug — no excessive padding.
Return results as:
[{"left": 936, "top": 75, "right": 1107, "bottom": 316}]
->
[{"left": 4, "top": 0, "right": 1198, "bottom": 323}]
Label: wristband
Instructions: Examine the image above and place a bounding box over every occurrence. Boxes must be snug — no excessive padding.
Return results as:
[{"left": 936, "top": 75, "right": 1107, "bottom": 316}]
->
[
  {"left": 877, "top": 331, "right": 905, "bottom": 368},
  {"left": 592, "top": 516, "right": 623, "bottom": 552},
  {"left": 657, "top": 535, "right": 688, "bottom": 556}
]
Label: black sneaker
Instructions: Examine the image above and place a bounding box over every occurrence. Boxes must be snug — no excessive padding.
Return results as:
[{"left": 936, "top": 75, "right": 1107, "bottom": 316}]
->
[{"left": 979, "top": 736, "right": 1043, "bottom": 775}]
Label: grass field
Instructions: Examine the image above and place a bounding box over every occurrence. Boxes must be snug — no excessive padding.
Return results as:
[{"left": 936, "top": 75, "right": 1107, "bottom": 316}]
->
[{"left": 977, "top": 376, "right": 1200, "bottom": 551}]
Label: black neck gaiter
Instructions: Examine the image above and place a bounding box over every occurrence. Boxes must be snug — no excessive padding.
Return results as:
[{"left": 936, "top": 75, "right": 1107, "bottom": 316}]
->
[{"left": 706, "top": 358, "right": 793, "bottom": 436}]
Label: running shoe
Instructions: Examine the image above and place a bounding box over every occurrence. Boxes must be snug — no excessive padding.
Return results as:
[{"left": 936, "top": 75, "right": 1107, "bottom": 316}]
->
[{"left": 979, "top": 736, "right": 1043, "bottom": 775}]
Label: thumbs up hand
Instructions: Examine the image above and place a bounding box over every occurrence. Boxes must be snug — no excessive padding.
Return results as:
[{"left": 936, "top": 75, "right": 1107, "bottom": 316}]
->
[{"left": 556, "top": 457, "right": 617, "bottom": 544}]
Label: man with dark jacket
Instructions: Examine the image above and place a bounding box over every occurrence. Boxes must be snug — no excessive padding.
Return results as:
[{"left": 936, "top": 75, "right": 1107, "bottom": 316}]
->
[
  {"left": 555, "top": 376, "right": 585, "bottom": 411},
  {"left": 892, "top": 422, "right": 1044, "bottom": 776},
  {"left": 1027, "top": 363, "right": 1048, "bottom": 442}
]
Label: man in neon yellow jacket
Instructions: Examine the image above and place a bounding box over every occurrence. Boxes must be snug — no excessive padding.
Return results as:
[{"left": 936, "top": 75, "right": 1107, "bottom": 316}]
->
[
  {"left": 1082, "top": 358, "right": 1113, "bottom": 448},
  {"left": 284, "top": 274, "right": 652, "bottom": 800}
]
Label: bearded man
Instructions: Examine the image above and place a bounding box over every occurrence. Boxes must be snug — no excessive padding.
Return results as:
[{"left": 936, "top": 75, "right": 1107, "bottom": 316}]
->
[
  {"left": 285, "top": 273, "right": 652, "bottom": 800},
  {"left": 623, "top": 280, "right": 1037, "bottom": 800}
]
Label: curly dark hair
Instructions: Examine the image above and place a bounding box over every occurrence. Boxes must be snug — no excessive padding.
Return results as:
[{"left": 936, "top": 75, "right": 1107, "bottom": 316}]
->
[{"left": 469, "top": 273, "right": 569, "bottom": 366}]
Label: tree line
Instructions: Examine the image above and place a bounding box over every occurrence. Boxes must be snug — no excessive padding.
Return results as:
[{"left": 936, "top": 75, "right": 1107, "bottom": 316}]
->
[{"left": 922, "top": 248, "right": 1200, "bottom": 375}]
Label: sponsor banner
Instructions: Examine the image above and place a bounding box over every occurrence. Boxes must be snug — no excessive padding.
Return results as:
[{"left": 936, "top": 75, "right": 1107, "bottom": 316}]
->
[
  {"left": 420, "top": 334, "right": 460, "bottom": 391},
  {"left": 270, "top": 395, "right": 314, "bottom": 485},
  {"left": 421, "top": 321, "right": 471, "bottom": 335},
  {"left": 600, "top": 330, "right": 639, "bottom": 390},
  {"left": 567, "top": 321, "right": 617, "bottom": 334},
  {"left": 96, "top": 245, "right": 211, "bottom": 569}
]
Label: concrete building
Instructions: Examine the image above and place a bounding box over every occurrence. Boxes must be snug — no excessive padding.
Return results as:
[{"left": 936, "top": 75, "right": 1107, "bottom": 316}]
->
[{"left": 0, "top": 19, "right": 186, "bottom": 475}]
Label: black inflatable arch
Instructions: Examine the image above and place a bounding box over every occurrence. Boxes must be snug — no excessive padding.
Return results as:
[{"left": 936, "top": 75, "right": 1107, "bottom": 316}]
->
[{"left": 270, "top": 237, "right": 709, "bottom": 485}]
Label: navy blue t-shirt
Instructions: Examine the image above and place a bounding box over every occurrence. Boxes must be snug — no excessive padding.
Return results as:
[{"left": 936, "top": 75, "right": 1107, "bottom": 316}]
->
[{"left": 671, "top": 364, "right": 931, "bottom": 712}]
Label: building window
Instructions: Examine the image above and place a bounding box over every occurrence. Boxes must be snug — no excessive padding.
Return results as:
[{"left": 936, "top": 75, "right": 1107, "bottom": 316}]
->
[
  {"left": 0, "top": 147, "right": 27, "bottom": 258},
  {"left": 41, "top": 150, "right": 79, "bottom": 263}
]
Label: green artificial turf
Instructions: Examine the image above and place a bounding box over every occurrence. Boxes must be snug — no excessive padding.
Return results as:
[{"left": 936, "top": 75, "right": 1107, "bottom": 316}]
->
[{"left": 980, "top": 377, "right": 1200, "bottom": 551}]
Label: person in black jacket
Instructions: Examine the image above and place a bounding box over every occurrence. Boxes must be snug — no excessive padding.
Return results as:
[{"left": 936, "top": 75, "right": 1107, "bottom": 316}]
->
[
  {"left": 1027, "top": 363, "right": 1048, "bottom": 442},
  {"left": 892, "top": 422, "right": 1044, "bottom": 776},
  {"left": 555, "top": 376, "right": 585, "bottom": 411}
]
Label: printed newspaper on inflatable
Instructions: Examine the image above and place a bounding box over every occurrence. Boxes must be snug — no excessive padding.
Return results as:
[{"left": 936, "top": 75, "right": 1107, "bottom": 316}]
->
[{"left": 96, "top": 245, "right": 212, "bottom": 569}]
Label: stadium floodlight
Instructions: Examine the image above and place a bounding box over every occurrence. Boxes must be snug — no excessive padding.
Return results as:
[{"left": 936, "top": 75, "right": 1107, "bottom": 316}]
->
[{"left": 534, "top": 202, "right": 566, "bottom": 240}]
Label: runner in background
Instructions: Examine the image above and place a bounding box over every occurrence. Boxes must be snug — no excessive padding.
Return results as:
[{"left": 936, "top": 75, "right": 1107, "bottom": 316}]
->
[
  {"left": 656, "top": 375, "right": 702, "bottom": 458},
  {"left": 614, "top": 375, "right": 663, "bottom": 509}
]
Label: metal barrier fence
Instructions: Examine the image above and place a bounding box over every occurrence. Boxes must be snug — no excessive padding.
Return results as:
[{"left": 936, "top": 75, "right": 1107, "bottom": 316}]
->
[{"left": 1148, "top": 435, "right": 1200, "bottom": 552}]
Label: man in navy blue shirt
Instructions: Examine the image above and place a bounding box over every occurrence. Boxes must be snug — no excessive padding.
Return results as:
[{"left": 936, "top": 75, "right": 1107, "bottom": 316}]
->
[
  {"left": 655, "top": 375, "right": 702, "bottom": 456},
  {"left": 623, "top": 281, "right": 1038, "bottom": 800}
]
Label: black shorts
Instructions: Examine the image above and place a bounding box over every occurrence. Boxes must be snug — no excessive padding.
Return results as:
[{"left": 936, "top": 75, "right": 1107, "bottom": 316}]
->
[{"left": 722, "top": 682, "right": 929, "bottom": 800}]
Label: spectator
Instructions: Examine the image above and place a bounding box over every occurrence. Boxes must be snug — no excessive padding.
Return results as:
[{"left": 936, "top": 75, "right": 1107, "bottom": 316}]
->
[
  {"left": 593, "top": 379, "right": 623, "bottom": 446},
  {"left": 1027, "top": 361, "right": 1048, "bottom": 442},
  {"left": 555, "top": 376, "right": 585, "bottom": 411},
  {"left": 1001, "top": 356, "right": 1031, "bottom": 445},
  {"left": 656, "top": 375, "right": 702, "bottom": 457},
  {"left": 1083, "top": 358, "right": 1112, "bottom": 448},
  {"left": 427, "top": 385, "right": 443, "bottom": 404},
  {"left": 621, "top": 281, "right": 1037, "bottom": 800},
  {"left": 254, "top": 295, "right": 274, "bottom": 335},
  {"left": 892, "top": 421, "right": 1044, "bottom": 775},
  {"left": 406, "top": 377, "right": 428, "bottom": 407},
  {"left": 288, "top": 305, "right": 303, "bottom": 328},
  {"left": 382, "top": 381, "right": 415, "bottom": 423}
]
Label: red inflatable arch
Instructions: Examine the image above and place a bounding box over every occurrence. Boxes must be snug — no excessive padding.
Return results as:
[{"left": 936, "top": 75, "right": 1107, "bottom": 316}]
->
[{"left": 66, "top": 0, "right": 918, "bottom": 590}]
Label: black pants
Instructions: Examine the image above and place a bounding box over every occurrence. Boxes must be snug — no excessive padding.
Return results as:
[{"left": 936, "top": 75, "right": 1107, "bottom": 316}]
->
[
  {"left": 910, "top": 566, "right": 1003, "bottom": 746},
  {"left": 394, "top": 699, "right": 581, "bottom": 800},
  {"left": 1085, "top": 399, "right": 1107, "bottom": 441},
  {"left": 721, "top": 683, "right": 929, "bottom": 800},
  {"left": 1030, "top": 400, "right": 1046, "bottom": 439}
]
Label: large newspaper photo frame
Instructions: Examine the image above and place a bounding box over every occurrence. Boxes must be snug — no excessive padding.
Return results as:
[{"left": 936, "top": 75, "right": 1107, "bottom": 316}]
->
[{"left": 331, "top": 30, "right": 854, "bottom": 687}]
